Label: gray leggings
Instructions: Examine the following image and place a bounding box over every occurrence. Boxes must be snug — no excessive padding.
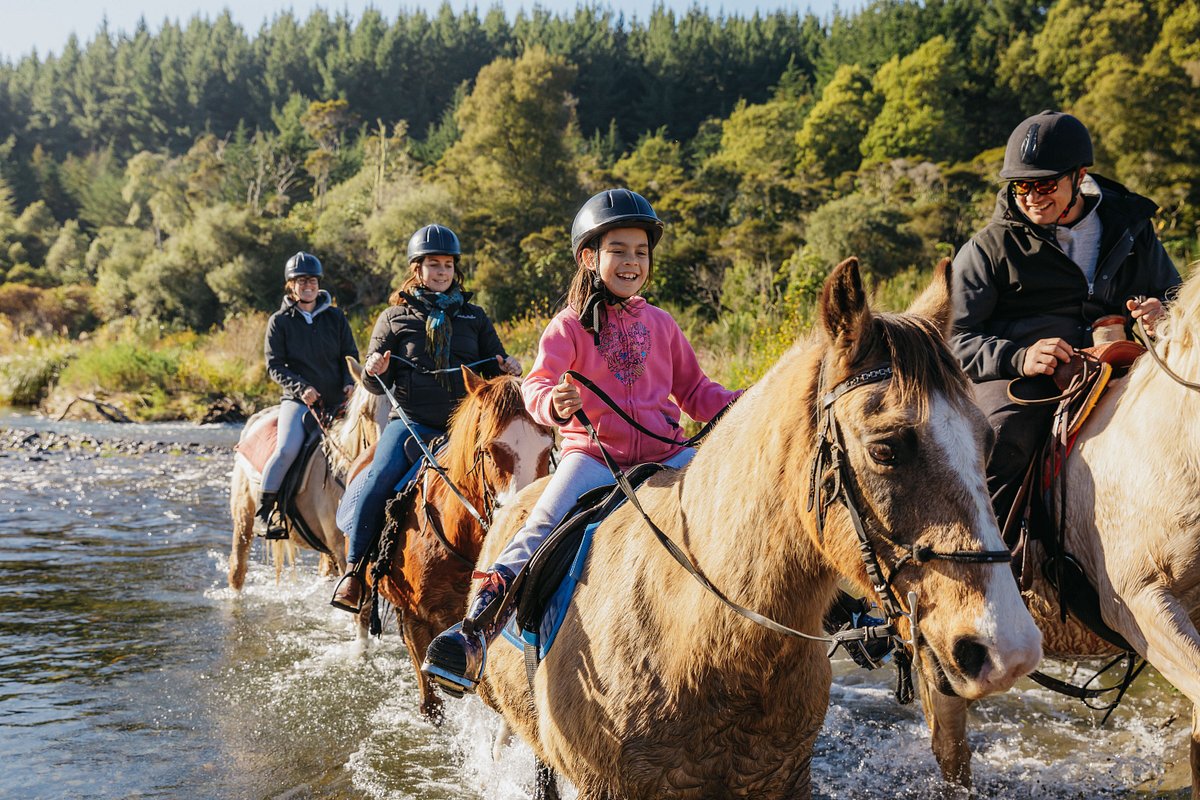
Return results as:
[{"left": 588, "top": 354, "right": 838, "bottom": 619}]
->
[
  {"left": 260, "top": 400, "right": 310, "bottom": 494},
  {"left": 492, "top": 447, "right": 696, "bottom": 576}
]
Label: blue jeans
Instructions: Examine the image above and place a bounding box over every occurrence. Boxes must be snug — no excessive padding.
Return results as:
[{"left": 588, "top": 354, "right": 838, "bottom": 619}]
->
[
  {"left": 260, "top": 400, "right": 314, "bottom": 494},
  {"left": 492, "top": 447, "right": 696, "bottom": 576},
  {"left": 344, "top": 417, "right": 443, "bottom": 565}
]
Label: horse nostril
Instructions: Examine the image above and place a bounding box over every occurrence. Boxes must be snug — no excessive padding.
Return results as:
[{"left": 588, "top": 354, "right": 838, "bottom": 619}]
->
[{"left": 952, "top": 636, "right": 989, "bottom": 679}]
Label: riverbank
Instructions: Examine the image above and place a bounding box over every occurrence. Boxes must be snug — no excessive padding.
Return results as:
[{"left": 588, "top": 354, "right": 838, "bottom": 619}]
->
[{"left": 0, "top": 425, "right": 230, "bottom": 457}]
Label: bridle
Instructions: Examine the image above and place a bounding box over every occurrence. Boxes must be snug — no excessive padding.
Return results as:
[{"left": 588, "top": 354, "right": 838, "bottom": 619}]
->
[{"left": 807, "top": 363, "right": 1012, "bottom": 701}]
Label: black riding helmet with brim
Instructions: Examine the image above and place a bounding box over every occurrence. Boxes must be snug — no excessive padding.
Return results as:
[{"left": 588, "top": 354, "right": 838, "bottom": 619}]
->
[
  {"left": 1000, "top": 110, "right": 1093, "bottom": 180},
  {"left": 285, "top": 251, "right": 323, "bottom": 279},
  {"left": 570, "top": 188, "right": 664, "bottom": 262},
  {"left": 407, "top": 224, "right": 461, "bottom": 264}
]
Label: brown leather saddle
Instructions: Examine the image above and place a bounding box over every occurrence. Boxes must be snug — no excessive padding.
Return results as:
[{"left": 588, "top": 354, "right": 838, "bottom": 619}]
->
[{"left": 1004, "top": 321, "right": 1145, "bottom": 652}]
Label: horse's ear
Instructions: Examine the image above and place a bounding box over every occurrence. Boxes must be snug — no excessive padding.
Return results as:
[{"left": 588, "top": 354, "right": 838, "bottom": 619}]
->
[
  {"left": 346, "top": 356, "right": 364, "bottom": 385},
  {"left": 461, "top": 365, "right": 487, "bottom": 394},
  {"left": 906, "top": 257, "right": 953, "bottom": 338},
  {"left": 820, "top": 257, "right": 874, "bottom": 363}
]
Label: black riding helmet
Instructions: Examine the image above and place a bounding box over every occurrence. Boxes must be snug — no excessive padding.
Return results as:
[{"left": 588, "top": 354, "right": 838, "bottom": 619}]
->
[
  {"left": 570, "top": 188, "right": 664, "bottom": 261},
  {"left": 1000, "top": 110, "right": 1093, "bottom": 180},
  {"left": 285, "top": 251, "right": 323, "bottom": 279},
  {"left": 407, "top": 224, "right": 461, "bottom": 264}
]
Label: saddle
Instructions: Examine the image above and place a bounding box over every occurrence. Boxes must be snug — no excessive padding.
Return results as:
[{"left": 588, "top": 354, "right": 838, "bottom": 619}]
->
[
  {"left": 1006, "top": 319, "right": 1145, "bottom": 653},
  {"left": 235, "top": 411, "right": 330, "bottom": 552},
  {"left": 503, "top": 462, "right": 670, "bottom": 658}
]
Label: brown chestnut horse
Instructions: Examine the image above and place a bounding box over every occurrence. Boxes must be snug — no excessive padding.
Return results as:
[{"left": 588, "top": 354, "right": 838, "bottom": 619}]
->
[
  {"left": 921, "top": 267, "right": 1200, "bottom": 797},
  {"left": 229, "top": 358, "right": 389, "bottom": 589},
  {"left": 370, "top": 368, "right": 554, "bottom": 720},
  {"left": 470, "top": 258, "right": 1042, "bottom": 799}
]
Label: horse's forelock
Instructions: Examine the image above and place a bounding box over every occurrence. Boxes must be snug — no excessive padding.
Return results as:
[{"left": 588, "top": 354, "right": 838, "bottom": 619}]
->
[{"left": 874, "top": 312, "right": 970, "bottom": 422}]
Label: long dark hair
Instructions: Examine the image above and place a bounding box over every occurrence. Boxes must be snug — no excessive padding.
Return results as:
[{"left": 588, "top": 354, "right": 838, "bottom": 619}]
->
[
  {"left": 389, "top": 256, "right": 464, "bottom": 306},
  {"left": 566, "top": 230, "right": 654, "bottom": 333}
]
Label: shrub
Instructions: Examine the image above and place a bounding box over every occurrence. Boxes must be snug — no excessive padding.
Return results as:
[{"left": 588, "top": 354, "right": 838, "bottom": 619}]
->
[{"left": 0, "top": 352, "right": 68, "bottom": 405}]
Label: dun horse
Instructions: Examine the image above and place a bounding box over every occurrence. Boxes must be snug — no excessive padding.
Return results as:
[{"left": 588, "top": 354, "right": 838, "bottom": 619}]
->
[
  {"left": 472, "top": 258, "right": 1042, "bottom": 799},
  {"left": 921, "top": 267, "right": 1200, "bottom": 797},
  {"left": 228, "top": 358, "right": 389, "bottom": 589},
  {"left": 372, "top": 368, "right": 554, "bottom": 719}
]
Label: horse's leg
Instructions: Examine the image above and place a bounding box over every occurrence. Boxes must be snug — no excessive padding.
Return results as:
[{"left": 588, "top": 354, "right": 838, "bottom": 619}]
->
[
  {"left": 533, "top": 759, "right": 561, "bottom": 800},
  {"left": 918, "top": 674, "right": 972, "bottom": 787},
  {"left": 401, "top": 614, "right": 443, "bottom": 721},
  {"left": 1191, "top": 703, "right": 1200, "bottom": 800},
  {"left": 493, "top": 718, "right": 515, "bottom": 763},
  {"left": 228, "top": 468, "right": 255, "bottom": 591},
  {"left": 1118, "top": 585, "right": 1200, "bottom": 705}
]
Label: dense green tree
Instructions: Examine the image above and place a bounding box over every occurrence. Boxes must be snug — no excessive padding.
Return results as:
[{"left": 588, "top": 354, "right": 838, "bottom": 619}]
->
[
  {"left": 860, "top": 36, "right": 971, "bottom": 163},
  {"left": 796, "top": 64, "right": 880, "bottom": 182}
]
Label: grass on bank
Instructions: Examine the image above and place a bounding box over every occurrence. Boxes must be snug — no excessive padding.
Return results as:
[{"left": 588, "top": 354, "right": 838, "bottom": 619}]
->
[{"left": 0, "top": 267, "right": 934, "bottom": 422}]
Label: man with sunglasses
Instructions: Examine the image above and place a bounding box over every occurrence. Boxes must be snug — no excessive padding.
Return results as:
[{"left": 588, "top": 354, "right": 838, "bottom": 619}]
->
[{"left": 949, "top": 110, "right": 1180, "bottom": 535}]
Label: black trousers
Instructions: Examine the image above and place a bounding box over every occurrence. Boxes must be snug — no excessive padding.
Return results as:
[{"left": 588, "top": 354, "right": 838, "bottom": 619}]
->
[{"left": 972, "top": 378, "right": 1057, "bottom": 532}]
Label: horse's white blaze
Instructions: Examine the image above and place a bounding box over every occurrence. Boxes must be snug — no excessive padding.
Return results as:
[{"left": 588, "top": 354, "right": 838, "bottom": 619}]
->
[
  {"left": 930, "top": 394, "right": 1042, "bottom": 683},
  {"left": 492, "top": 417, "right": 551, "bottom": 508}
]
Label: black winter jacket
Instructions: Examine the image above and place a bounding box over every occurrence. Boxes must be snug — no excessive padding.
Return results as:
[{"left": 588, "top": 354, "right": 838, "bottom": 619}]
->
[
  {"left": 950, "top": 174, "right": 1180, "bottom": 381},
  {"left": 264, "top": 291, "right": 359, "bottom": 407},
  {"left": 363, "top": 292, "right": 507, "bottom": 429}
]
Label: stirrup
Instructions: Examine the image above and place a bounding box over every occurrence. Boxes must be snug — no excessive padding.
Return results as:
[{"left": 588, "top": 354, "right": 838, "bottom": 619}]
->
[
  {"left": 330, "top": 572, "right": 365, "bottom": 613},
  {"left": 422, "top": 623, "right": 487, "bottom": 697}
]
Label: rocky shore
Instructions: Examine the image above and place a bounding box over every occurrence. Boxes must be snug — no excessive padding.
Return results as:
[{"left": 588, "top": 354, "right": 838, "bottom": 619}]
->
[{"left": 0, "top": 426, "right": 230, "bottom": 458}]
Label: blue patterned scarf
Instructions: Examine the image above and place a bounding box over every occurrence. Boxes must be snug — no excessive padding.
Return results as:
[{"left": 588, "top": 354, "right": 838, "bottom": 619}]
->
[{"left": 411, "top": 286, "right": 464, "bottom": 374}]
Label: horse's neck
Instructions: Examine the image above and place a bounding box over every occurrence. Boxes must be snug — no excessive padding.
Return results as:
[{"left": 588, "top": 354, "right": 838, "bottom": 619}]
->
[
  {"left": 430, "top": 464, "right": 488, "bottom": 552},
  {"left": 658, "top": 347, "right": 835, "bottom": 636}
]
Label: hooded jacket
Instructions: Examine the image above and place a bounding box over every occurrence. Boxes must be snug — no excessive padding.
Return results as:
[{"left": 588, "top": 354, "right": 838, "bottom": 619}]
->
[
  {"left": 264, "top": 290, "right": 359, "bottom": 406},
  {"left": 362, "top": 291, "right": 506, "bottom": 429},
  {"left": 524, "top": 298, "right": 742, "bottom": 468},
  {"left": 950, "top": 173, "right": 1180, "bottom": 381}
]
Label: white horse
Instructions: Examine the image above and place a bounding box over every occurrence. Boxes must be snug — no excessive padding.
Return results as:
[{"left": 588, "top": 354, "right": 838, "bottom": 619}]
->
[
  {"left": 228, "top": 358, "right": 389, "bottom": 589},
  {"left": 923, "top": 268, "right": 1200, "bottom": 796}
]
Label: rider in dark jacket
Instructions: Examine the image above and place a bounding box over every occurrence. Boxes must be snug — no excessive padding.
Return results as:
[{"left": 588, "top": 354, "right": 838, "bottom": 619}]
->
[
  {"left": 259, "top": 252, "right": 359, "bottom": 535},
  {"left": 950, "top": 111, "right": 1180, "bottom": 531},
  {"left": 331, "top": 225, "right": 521, "bottom": 612}
]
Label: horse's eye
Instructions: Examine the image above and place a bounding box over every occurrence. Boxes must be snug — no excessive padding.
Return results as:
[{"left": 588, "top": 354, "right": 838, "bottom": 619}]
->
[{"left": 867, "top": 442, "right": 895, "bottom": 465}]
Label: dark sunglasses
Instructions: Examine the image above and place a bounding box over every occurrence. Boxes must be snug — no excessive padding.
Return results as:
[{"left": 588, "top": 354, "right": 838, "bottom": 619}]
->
[{"left": 1010, "top": 173, "right": 1067, "bottom": 196}]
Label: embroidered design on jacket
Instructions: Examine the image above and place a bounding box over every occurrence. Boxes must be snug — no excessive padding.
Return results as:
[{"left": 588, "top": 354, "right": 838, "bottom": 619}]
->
[{"left": 599, "top": 320, "right": 651, "bottom": 386}]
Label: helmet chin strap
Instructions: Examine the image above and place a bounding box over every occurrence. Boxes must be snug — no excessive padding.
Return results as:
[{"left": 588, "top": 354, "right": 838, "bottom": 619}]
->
[{"left": 1057, "top": 168, "right": 1084, "bottom": 223}]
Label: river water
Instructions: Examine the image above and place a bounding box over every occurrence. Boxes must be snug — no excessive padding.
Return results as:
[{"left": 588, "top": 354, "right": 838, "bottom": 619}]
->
[{"left": 0, "top": 414, "right": 1189, "bottom": 799}]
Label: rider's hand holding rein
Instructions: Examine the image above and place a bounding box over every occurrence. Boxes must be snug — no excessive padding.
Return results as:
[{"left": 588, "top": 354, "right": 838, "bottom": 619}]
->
[
  {"left": 366, "top": 350, "right": 391, "bottom": 377},
  {"left": 551, "top": 373, "right": 582, "bottom": 422},
  {"left": 1127, "top": 296, "right": 1166, "bottom": 336},
  {"left": 301, "top": 385, "right": 321, "bottom": 406},
  {"left": 1021, "top": 338, "right": 1073, "bottom": 377},
  {"left": 497, "top": 354, "right": 523, "bottom": 376}
]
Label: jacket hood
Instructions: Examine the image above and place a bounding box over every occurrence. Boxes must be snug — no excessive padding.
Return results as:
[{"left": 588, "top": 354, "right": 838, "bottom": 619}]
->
[{"left": 280, "top": 290, "right": 333, "bottom": 316}]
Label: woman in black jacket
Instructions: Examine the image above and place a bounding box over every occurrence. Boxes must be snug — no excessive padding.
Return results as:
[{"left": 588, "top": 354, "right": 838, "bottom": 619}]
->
[
  {"left": 332, "top": 225, "right": 520, "bottom": 611},
  {"left": 259, "top": 252, "right": 359, "bottom": 535}
]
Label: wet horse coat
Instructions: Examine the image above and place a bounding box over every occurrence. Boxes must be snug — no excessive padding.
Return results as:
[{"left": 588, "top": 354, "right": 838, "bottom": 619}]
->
[{"left": 472, "top": 258, "right": 1042, "bottom": 799}]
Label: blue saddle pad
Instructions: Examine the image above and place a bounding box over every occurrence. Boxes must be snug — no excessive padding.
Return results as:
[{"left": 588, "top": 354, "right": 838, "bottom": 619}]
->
[
  {"left": 501, "top": 520, "right": 599, "bottom": 660},
  {"left": 333, "top": 442, "right": 444, "bottom": 534}
]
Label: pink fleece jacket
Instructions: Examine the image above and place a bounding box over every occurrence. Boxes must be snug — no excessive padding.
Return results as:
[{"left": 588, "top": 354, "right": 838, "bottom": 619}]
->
[{"left": 523, "top": 297, "right": 742, "bottom": 468}]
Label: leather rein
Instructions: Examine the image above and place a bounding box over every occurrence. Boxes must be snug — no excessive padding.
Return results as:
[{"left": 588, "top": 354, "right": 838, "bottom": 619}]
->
[
  {"left": 576, "top": 362, "right": 1010, "bottom": 705},
  {"left": 1137, "top": 317, "right": 1200, "bottom": 392}
]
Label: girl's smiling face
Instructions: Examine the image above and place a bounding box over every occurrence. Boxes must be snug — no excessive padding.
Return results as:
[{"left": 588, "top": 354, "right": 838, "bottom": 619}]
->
[{"left": 592, "top": 227, "right": 650, "bottom": 299}]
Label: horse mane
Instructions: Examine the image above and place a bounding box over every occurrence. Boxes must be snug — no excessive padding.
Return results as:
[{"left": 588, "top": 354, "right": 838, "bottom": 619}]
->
[
  {"left": 324, "top": 386, "right": 386, "bottom": 477},
  {"left": 1164, "top": 268, "right": 1200, "bottom": 357},
  {"left": 442, "top": 375, "right": 527, "bottom": 481}
]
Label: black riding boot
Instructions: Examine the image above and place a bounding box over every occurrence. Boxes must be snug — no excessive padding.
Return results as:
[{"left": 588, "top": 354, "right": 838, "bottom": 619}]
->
[
  {"left": 255, "top": 491, "right": 287, "bottom": 539},
  {"left": 422, "top": 565, "right": 516, "bottom": 697}
]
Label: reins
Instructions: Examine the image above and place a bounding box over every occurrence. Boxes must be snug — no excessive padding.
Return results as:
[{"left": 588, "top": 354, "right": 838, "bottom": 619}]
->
[
  {"left": 565, "top": 363, "right": 1009, "bottom": 705},
  {"left": 808, "top": 363, "right": 1012, "bottom": 702},
  {"left": 372, "top": 374, "right": 491, "bottom": 533},
  {"left": 563, "top": 369, "right": 730, "bottom": 446},
  {"left": 1137, "top": 317, "right": 1200, "bottom": 392}
]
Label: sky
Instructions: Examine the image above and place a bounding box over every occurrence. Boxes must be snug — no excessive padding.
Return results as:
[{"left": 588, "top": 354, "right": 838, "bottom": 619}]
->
[{"left": 4, "top": 0, "right": 851, "bottom": 62}]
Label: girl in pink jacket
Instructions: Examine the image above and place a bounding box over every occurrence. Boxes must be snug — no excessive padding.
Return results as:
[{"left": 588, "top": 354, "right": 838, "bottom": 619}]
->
[{"left": 423, "top": 188, "right": 741, "bottom": 696}]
